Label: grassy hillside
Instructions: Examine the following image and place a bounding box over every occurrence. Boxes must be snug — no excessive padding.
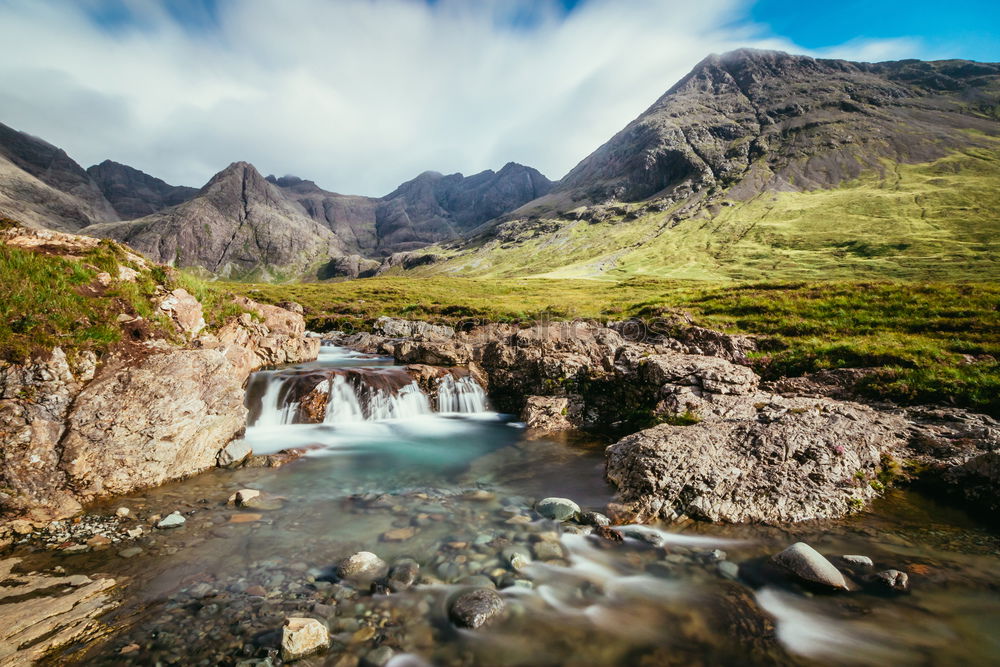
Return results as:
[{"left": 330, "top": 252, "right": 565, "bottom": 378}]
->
[
  {"left": 398, "top": 145, "right": 1000, "bottom": 281},
  {"left": 233, "top": 277, "right": 1000, "bottom": 416},
  {"left": 0, "top": 221, "right": 247, "bottom": 363}
]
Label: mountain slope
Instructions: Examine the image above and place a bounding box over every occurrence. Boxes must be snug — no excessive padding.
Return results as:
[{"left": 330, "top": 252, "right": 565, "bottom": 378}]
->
[
  {"left": 87, "top": 160, "right": 198, "bottom": 219},
  {"left": 0, "top": 122, "right": 119, "bottom": 231},
  {"left": 546, "top": 49, "right": 1000, "bottom": 209},
  {"left": 83, "top": 162, "right": 346, "bottom": 280},
  {"left": 403, "top": 49, "right": 1000, "bottom": 281}
]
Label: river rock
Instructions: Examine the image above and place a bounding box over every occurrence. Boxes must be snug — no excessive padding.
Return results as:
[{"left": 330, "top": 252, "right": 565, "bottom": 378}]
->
[
  {"left": 230, "top": 488, "right": 261, "bottom": 506},
  {"left": 536, "top": 497, "right": 580, "bottom": 521},
  {"left": 605, "top": 399, "right": 907, "bottom": 523},
  {"left": 156, "top": 512, "right": 186, "bottom": 529},
  {"left": 362, "top": 646, "right": 395, "bottom": 667},
  {"left": 281, "top": 617, "right": 330, "bottom": 661},
  {"left": 218, "top": 439, "right": 252, "bottom": 468},
  {"left": 875, "top": 569, "right": 910, "bottom": 591},
  {"left": 448, "top": 588, "right": 505, "bottom": 628},
  {"left": 521, "top": 396, "right": 581, "bottom": 431},
  {"left": 772, "top": 542, "right": 849, "bottom": 590},
  {"left": 387, "top": 559, "right": 420, "bottom": 591},
  {"left": 842, "top": 555, "right": 874, "bottom": 567},
  {"left": 579, "top": 511, "right": 611, "bottom": 527},
  {"left": 338, "top": 552, "right": 387, "bottom": 581}
]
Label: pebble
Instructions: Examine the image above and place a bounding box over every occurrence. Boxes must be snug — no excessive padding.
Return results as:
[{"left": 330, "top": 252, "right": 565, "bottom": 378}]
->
[
  {"left": 362, "top": 646, "right": 395, "bottom": 667},
  {"left": 718, "top": 561, "right": 740, "bottom": 580},
  {"left": 448, "top": 588, "right": 505, "bottom": 628},
  {"left": 229, "top": 513, "right": 264, "bottom": 524},
  {"left": 118, "top": 547, "right": 143, "bottom": 559},
  {"left": 381, "top": 526, "right": 417, "bottom": 542},
  {"left": 843, "top": 555, "right": 874, "bottom": 567},
  {"left": 535, "top": 497, "right": 581, "bottom": 522},
  {"left": 115, "top": 507, "right": 131, "bottom": 518},
  {"left": 156, "top": 512, "right": 186, "bottom": 529},
  {"left": 281, "top": 617, "right": 330, "bottom": 661},
  {"left": 579, "top": 511, "right": 611, "bottom": 527},
  {"left": 339, "top": 552, "right": 387, "bottom": 581},
  {"left": 875, "top": 569, "right": 910, "bottom": 591}
]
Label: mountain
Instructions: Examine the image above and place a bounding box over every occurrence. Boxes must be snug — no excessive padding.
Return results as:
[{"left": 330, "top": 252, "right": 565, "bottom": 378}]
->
[
  {"left": 402, "top": 49, "right": 1000, "bottom": 281},
  {"left": 0, "top": 122, "right": 119, "bottom": 231},
  {"left": 87, "top": 160, "right": 198, "bottom": 219},
  {"left": 268, "top": 162, "right": 552, "bottom": 255},
  {"left": 545, "top": 49, "right": 1000, "bottom": 208},
  {"left": 83, "top": 162, "right": 346, "bottom": 280}
]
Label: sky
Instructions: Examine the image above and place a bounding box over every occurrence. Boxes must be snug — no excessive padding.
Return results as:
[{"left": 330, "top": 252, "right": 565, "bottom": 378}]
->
[{"left": 0, "top": 0, "right": 996, "bottom": 197}]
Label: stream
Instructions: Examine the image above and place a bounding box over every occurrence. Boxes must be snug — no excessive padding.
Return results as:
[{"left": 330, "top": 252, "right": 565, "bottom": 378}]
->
[{"left": 18, "top": 344, "right": 1000, "bottom": 665}]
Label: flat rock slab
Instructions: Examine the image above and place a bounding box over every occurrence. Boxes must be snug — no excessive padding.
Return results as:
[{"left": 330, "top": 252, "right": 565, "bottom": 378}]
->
[{"left": 0, "top": 558, "right": 118, "bottom": 665}]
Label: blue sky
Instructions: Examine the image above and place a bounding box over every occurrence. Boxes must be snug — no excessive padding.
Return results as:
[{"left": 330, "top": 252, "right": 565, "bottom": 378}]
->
[{"left": 0, "top": 0, "right": 997, "bottom": 195}]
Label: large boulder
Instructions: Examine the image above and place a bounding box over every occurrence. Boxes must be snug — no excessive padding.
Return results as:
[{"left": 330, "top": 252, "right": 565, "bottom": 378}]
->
[
  {"left": 374, "top": 316, "right": 455, "bottom": 341},
  {"left": 59, "top": 348, "right": 247, "bottom": 501},
  {"left": 605, "top": 399, "right": 908, "bottom": 523}
]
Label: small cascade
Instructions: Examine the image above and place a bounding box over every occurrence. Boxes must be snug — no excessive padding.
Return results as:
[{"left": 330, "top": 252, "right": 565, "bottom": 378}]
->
[
  {"left": 246, "top": 347, "right": 491, "bottom": 428},
  {"left": 250, "top": 372, "right": 300, "bottom": 427},
  {"left": 437, "top": 375, "right": 489, "bottom": 413}
]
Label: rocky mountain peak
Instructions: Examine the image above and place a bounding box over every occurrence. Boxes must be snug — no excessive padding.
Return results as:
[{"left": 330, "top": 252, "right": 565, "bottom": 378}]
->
[{"left": 86, "top": 159, "right": 196, "bottom": 219}]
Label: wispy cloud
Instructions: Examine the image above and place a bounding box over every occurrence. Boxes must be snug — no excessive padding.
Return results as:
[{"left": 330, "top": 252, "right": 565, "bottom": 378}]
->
[{"left": 0, "top": 0, "right": 926, "bottom": 195}]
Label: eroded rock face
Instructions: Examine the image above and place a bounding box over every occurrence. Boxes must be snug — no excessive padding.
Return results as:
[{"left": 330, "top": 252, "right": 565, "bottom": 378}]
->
[
  {"left": 605, "top": 399, "right": 908, "bottom": 523},
  {"left": 60, "top": 348, "right": 246, "bottom": 501},
  {"left": 0, "top": 348, "right": 93, "bottom": 519}
]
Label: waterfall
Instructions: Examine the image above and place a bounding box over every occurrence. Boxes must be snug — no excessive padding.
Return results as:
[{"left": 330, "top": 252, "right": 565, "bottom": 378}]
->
[
  {"left": 253, "top": 372, "right": 300, "bottom": 427},
  {"left": 324, "top": 375, "right": 364, "bottom": 423},
  {"left": 437, "top": 375, "right": 489, "bottom": 413},
  {"left": 362, "top": 382, "right": 432, "bottom": 421},
  {"left": 247, "top": 348, "right": 492, "bottom": 429}
]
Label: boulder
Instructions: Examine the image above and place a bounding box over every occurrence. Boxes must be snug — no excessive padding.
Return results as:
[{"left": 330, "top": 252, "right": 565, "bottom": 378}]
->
[
  {"left": 448, "top": 588, "right": 505, "bottom": 628},
  {"left": 772, "top": 542, "right": 849, "bottom": 590},
  {"left": 281, "top": 617, "right": 329, "bottom": 661},
  {"left": 374, "top": 317, "right": 455, "bottom": 341},
  {"left": 521, "top": 395, "right": 581, "bottom": 431},
  {"left": 605, "top": 399, "right": 907, "bottom": 523}
]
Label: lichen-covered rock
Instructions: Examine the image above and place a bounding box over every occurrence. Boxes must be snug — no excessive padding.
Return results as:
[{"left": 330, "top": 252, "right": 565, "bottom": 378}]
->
[{"left": 605, "top": 399, "right": 907, "bottom": 523}]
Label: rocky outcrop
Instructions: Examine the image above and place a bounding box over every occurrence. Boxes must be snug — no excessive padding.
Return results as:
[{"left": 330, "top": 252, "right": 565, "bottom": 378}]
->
[
  {"left": 0, "top": 558, "right": 118, "bottom": 665},
  {"left": 605, "top": 399, "right": 907, "bottom": 523},
  {"left": 339, "top": 317, "right": 998, "bottom": 523},
  {"left": 0, "top": 348, "right": 95, "bottom": 519}
]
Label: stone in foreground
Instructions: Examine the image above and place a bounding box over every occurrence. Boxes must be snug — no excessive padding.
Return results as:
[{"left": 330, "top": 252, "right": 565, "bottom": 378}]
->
[
  {"left": 338, "top": 551, "right": 387, "bottom": 581},
  {"left": 875, "top": 569, "right": 910, "bottom": 591},
  {"left": 449, "top": 588, "right": 505, "bottom": 629},
  {"left": 773, "top": 542, "right": 849, "bottom": 590},
  {"left": 281, "top": 617, "right": 329, "bottom": 661},
  {"left": 536, "top": 497, "right": 580, "bottom": 521},
  {"left": 156, "top": 512, "right": 186, "bottom": 529}
]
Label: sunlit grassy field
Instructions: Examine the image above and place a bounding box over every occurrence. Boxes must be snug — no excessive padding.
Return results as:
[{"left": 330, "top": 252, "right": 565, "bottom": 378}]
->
[
  {"left": 231, "top": 277, "right": 1000, "bottom": 416},
  {"left": 401, "top": 146, "right": 1000, "bottom": 281}
]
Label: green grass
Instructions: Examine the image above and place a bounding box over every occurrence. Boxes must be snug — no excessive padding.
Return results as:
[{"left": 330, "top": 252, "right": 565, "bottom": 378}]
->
[
  {"left": 231, "top": 277, "right": 1000, "bottom": 416},
  {"left": 0, "top": 234, "right": 252, "bottom": 363},
  {"left": 398, "top": 146, "right": 1000, "bottom": 282}
]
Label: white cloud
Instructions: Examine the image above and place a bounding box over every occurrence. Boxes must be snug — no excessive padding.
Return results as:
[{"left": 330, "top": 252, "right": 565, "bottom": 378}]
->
[{"left": 0, "top": 0, "right": 928, "bottom": 196}]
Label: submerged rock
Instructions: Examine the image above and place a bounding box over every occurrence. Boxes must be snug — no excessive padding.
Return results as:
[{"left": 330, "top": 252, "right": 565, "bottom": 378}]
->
[
  {"left": 448, "top": 588, "right": 505, "bottom": 628},
  {"left": 772, "top": 542, "right": 849, "bottom": 590},
  {"left": 338, "top": 552, "right": 387, "bottom": 581},
  {"left": 281, "top": 617, "right": 329, "bottom": 661},
  {"left": 387, "top": 559, "right": 420, "bottom": 592},
  {"left": 156, "top": 512, "right": 186, "bottom": 529},
  {"left": 842, "top": 555, "right": 874, "bottom": 567},
  {"left": 875, "top": 569, "right": 910, "bottom": 592},
  {"left": 536, "top": 497, "right": 580, "bottom": 521}
]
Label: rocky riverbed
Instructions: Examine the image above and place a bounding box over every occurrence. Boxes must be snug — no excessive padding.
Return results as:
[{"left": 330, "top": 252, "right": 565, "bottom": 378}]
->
[{"left": 0, "top": 337, "right": 998, "bottom": 665}]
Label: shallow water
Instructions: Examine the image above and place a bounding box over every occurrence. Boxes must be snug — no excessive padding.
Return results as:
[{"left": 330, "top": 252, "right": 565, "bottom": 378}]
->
[{"left": 14, "top": 347, "right": 1000, "bottom": 666}]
